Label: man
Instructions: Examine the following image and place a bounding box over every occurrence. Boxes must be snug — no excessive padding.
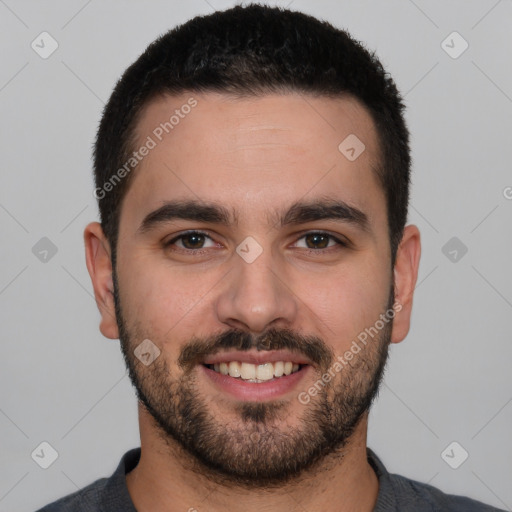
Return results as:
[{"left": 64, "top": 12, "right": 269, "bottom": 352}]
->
[{"left": 37, "top": 4, "right": 504, "bottom": 511}]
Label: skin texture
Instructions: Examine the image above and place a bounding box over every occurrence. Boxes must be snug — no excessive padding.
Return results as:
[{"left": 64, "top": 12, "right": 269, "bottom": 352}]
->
[{"left": 84, "top": 92, "right": 421, "bottom": 512}]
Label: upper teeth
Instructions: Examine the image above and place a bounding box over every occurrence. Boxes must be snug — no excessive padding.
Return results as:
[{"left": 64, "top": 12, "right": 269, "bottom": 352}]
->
[{"left": 211, "top": 361, "right": 300, "bottom": 381}]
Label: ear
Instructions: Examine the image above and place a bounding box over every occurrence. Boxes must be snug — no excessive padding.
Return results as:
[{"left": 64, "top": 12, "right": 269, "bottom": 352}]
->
[
  {"left": 390, "top": 224, "right": 421, "bottom": 344},
  {"left": 84, "top": 222, "right": 119, "bottom": 340}
]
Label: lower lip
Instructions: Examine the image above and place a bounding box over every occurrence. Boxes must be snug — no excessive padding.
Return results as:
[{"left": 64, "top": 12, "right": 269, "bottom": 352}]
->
[{"left": 200, "top": 364, "right": 311, "bottom": 401}]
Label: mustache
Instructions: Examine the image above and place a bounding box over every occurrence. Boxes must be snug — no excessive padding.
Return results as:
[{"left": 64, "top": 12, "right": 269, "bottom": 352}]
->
[{"left": 178, "top": 327, "right": 333, "bottom": 373}]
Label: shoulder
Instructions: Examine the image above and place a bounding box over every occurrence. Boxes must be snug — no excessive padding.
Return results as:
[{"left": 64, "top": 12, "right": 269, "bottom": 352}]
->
[
  {"left": 34, "top": 448, "right": 140, "bottom": 512},
  {"left": 367, "top": 448, "right": 505, "bottom": 512},
  {"left": 386, "top": 472, "right": 505, "bottom": 511},
  {"left": 34, "top": 477, "right": 108, "bottom": 511}
]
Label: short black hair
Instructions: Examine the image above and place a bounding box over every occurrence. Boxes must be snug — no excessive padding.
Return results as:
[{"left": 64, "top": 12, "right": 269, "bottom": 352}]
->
[{"left": 93, "top": 3, "right": 410, "bottom": 264}]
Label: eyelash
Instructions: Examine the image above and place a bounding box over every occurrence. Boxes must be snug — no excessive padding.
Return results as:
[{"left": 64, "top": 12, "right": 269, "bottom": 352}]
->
[{"left": 163, "top": 230, "right": 348, "bottom": 255}]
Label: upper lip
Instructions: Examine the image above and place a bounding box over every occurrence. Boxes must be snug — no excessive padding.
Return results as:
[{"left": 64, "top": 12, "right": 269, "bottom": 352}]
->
[{"left": 202, "top": 350, "right": 313, "bottom": 367}]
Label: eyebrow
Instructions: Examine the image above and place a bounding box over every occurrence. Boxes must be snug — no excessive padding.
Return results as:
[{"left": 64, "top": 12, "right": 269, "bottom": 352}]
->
[
  {"left": 138, "top": 200, "right": 234, "bottom": 233},
  {"left": 281, "top": 199, "right": 369, "bottom": 231},
  {"left": 137, "top": 198, "right": 369, "bottom": 234}
]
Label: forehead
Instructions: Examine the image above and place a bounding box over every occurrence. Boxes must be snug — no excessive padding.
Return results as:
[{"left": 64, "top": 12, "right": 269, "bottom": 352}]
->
[{"left": 121, "top": 91, "right": 384, "bottom": 228}]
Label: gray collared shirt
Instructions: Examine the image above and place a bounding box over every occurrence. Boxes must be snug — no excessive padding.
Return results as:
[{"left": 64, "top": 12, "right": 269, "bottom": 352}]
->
[{"left": 35, "top": 447, "right": 505, "bottom": 511}]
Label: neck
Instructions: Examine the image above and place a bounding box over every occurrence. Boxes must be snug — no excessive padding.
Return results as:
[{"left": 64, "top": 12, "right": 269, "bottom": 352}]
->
[{"left": 126, "top": 405, "right": 378, "bottom": 512}]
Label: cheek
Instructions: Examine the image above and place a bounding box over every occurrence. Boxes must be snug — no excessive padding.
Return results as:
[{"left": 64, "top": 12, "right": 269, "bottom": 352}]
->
[
  {"left": 116, "top": 254, "right": 221, "bottom": 340},
  {"left": 301, "top": 260, "right": 391, "bottom": 347}
]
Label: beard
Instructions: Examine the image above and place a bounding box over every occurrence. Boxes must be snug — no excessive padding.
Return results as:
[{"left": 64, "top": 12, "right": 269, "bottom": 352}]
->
[{"left": 113, "top": 268, "right": 393, "bottom": 489}]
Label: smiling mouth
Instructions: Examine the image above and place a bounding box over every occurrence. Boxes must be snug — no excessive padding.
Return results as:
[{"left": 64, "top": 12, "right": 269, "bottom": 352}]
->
[{"left": 203, "top": 361, "right": 306, "bottom": 383}]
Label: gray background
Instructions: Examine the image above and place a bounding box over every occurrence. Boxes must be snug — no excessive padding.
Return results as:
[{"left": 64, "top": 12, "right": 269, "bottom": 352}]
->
[{"left": 1, "top": 0, "right": 511, "bottom": 510}]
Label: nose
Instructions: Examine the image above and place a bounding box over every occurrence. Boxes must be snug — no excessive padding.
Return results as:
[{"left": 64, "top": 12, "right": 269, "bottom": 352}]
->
[{"left": 214, "top": 247, "right": 298, "bottom": 333}]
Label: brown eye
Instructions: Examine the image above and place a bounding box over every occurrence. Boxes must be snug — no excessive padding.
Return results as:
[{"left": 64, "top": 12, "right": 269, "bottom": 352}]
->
[
  {"left": 180, "top": 233, "right": 206, "bottom": 249},
  {"left": 165, "top": 231, "right": 216, "bottom": 250},
  {"left": 304, "top": 233, "right": 330, "bottom": 249},
  {"left": 292, "top": 232, "right": 347, "bottom": 252}
]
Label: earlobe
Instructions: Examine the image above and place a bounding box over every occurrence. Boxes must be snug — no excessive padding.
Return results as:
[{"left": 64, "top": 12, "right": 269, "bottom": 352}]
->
[
  {"left": 390, "top": 224, "right": 421, "bottom": 344},
  {"left": 84, "top": 222, "right": 119, "bottom": 340}
]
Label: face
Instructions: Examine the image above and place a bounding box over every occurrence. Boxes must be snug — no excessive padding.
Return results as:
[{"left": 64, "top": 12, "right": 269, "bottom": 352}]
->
[{"left": 87, "top": 91, "right": 418, "bottom": 488}]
